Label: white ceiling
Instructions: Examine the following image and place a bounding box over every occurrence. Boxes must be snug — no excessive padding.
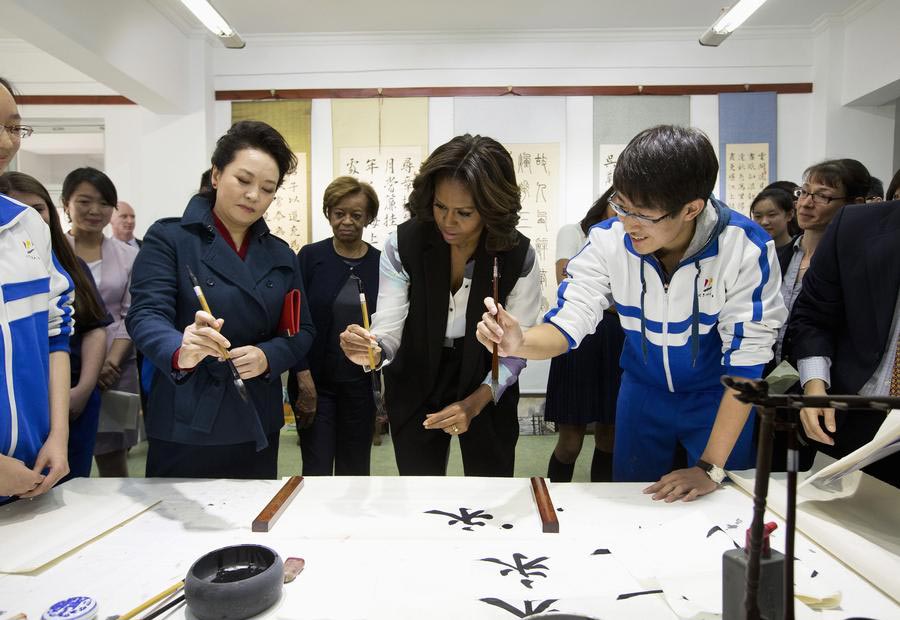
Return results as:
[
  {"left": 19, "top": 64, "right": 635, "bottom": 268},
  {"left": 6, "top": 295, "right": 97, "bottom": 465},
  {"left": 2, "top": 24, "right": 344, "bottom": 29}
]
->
[{"left": 169, "top": 0, "right": 861, "bottom": 35}]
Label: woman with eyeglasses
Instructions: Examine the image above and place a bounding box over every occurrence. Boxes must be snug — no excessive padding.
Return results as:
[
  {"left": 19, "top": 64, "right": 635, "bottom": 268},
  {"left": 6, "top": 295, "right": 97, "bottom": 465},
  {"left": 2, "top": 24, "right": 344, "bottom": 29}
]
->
[
  {"left": 63, "top": 167, "right": 140, "bottom": 478},
  {"left": 773, "top": 160, "right": 869, "bottom": 367},
  {"left": 0, "top": 77, "right": 74, "bottom": 500}
]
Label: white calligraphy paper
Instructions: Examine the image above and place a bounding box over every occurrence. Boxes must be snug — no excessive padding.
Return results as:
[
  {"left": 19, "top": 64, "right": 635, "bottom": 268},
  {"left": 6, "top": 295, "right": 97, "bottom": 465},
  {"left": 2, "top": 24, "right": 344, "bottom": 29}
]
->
[{"left": 724, "top": 143, "right": 770, "bottom": 216}]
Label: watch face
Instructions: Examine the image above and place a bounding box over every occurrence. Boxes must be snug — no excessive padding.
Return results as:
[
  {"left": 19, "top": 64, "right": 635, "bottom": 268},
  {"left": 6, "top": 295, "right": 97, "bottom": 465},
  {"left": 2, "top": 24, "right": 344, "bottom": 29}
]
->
[{"left": 709, "top": 466, "right": 726, "bottom": 484}]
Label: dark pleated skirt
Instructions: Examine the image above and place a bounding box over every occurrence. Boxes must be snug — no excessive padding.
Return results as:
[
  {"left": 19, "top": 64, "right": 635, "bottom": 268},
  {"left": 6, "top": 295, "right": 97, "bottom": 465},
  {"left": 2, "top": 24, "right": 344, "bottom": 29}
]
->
[{"left": 544, "top": 310, "right": 624, "bottom": 426}]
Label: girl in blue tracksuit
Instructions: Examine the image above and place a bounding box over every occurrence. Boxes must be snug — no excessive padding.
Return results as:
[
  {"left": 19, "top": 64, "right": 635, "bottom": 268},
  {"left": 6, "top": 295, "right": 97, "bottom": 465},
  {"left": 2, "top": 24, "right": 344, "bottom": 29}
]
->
[{"left": 478, "top": 125, "right": 787, "bottom": 502}]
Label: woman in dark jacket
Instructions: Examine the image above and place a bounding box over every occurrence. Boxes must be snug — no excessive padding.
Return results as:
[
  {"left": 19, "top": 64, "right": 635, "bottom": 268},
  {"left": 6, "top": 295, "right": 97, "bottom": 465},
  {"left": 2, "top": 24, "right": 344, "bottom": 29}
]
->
[
  {"left": 126, "top": 121, "right": 315, "bottom": 479},
  {"left": 340, "top": 135, "right": 543, "bottom": 477},
  {"left": 288, "top": 176, "right": 381, "bottom": 475}
]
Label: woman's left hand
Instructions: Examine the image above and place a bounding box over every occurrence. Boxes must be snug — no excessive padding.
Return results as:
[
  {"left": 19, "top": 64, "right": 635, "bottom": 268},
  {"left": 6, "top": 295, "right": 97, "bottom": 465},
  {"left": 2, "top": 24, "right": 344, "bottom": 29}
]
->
[
  {"left": 97, "top": 359, "right": 121, "bottom": 391},
  {"left": 19, "top": 432, "right": 69, "bottom": 498},
  {"left": 229, "top": 346, "right": 269, "bottom": 380},
  {"left": 423, "top": 400, "right": 477, "bottom": 435}
]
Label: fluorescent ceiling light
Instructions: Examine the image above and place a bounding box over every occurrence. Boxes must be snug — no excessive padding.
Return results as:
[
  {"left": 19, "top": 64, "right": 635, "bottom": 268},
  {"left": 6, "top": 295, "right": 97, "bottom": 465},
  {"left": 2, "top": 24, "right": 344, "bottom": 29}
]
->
[
  {"left": 178, "top": 0, "right": 245, "bottom": 49},
  {"left": 699, "top": 0, "right": 769, "bottom": 47}
]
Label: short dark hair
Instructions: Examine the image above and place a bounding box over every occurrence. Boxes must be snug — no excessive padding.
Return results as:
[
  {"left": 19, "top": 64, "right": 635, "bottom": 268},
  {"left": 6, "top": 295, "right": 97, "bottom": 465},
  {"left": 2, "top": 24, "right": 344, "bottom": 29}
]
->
[
  {"left": 203, "top": 121, "right": 297, "bottom": 201},
  {"left": 804, "top": 159, "right": 870, "bottom": 201},
  {"left": 323, "top": 176, "right": 379, "bottom": 224},
  {"left": 887, "top": 168, "right": 900, "bottom": 202},
  {"left": 867, "top": 176, "right": 884, "bottom": 200},
  {"left": 580, "top": 186, "right": 616, "bottom": 235},
  {"left": 407, "top": 134, "right": 521, "bottom": 252},
  {"left": 2, "top": 171, "right": 108, "bottom": 325},
  {"left": 837, "top": 158, "right": 871, "bottom": 200},
  {"left": 199, "top": 168, "right": 212, "bottom": 193},
  {"left": 765, "top": 180, "right": 798, "bottom": 195},
  {"left": 61, "top": 166, "right": 118, "bottom": 207},
  {"left": 613, "top": 125, "right": 718, "bottom": 215}
]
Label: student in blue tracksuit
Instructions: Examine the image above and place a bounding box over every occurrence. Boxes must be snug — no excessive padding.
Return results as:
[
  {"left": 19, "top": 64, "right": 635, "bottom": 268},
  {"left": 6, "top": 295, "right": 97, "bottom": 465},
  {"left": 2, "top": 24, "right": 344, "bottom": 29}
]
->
[
  {"left": 0, "top": 77, "right": 74, "bottom": 500},
  {"left": 478, "top": 125, "right": 787, "bottom": 502}
]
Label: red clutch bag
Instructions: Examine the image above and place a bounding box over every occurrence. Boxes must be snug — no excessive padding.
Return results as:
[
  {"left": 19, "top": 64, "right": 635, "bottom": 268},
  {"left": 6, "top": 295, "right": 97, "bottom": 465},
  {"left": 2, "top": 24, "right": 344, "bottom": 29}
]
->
[{"left": 279, "top": 289, "right": 301, "bottom": 336}]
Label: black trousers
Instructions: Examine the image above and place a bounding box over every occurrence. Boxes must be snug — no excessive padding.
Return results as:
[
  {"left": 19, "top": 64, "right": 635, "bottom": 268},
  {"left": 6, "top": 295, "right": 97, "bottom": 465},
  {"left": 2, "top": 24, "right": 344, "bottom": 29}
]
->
[
  {"left": 146, "top": 431, "right": 280, "bottom": 479},
  {"left": 299, "top": 378, "right": 374, "bottom": 476},
  {"left": 391, "top": 342, "right": 519, "bottom": 477}
]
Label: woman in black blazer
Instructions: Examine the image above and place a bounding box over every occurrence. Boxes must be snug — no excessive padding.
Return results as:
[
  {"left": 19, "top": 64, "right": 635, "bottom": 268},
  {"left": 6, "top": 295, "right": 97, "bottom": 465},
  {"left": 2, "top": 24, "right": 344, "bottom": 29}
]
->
[{"left": 127, "top": 121, "right": 315, "bottom": 479}]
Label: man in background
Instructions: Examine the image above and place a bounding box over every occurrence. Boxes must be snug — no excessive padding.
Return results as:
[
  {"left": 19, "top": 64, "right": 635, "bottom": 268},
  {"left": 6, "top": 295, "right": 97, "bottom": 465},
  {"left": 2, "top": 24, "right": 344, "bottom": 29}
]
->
[{"left": 111, "top": 200, "right": 141, "bottom": 248}]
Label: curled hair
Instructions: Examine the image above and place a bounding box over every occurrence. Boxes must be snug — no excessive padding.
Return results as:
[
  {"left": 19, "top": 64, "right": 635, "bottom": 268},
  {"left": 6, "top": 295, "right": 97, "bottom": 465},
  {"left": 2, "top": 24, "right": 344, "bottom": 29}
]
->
[
  {"left": 2, "top": 171, "right": 108, "bottom": 325},
  {"left": 613, "top": 125, "right": 718, "bottom": 215},
  {"left": 580, "top": 186, "right": 616, "bottom": 235},
  {"left": 322, "top": 176, "right": 379, "bottom": 224},
  {"left": 804, "top": 159, "right": 870, "bottom": 202},
  {"left": 61, "top": 167, "right": 118, "bottom": 208},
  {"left": 202, "top": 121, "right": 297, "bottom": 201},
  {"left": 407, "top": 134, "right": 521, "bottom": 252}
]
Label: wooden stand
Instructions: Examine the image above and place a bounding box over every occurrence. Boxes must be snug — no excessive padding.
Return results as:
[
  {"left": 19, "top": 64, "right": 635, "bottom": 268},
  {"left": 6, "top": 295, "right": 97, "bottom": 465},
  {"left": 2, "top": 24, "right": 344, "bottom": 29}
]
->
[
  {"left": 252, "top": 476, "right": 304, "bottom": 532},
  {"left": 530, "top": 476, "right": 560, "bottom": 534}
]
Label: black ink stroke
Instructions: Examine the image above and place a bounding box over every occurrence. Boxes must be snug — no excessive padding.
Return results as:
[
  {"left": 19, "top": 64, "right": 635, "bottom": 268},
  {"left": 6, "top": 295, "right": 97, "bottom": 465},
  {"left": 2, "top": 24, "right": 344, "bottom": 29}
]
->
[
  {"left": 480, "top": 553, "right": 549, "bottom": 589},
  {"left": 424, "top": 507, "right": 494, "bottom": 531},
  {"left": 479, "top": 598, "right": 559, "bottom": 618}
]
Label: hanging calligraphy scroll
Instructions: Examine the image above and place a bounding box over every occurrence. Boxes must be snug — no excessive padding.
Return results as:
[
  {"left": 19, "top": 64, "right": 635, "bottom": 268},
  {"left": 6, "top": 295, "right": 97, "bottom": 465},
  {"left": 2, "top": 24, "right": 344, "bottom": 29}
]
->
[
  {"left": 597, "top": 144, "right": 627, "bottom": 191},
  {"left": 723, "top": 143, "right": 770, "bottom": 216},
  {"left": 505, "top": 143, "right": 559, "bottom": 315},
  {"left": 337, "top": 146, "right": 424, "bottom": 249},
  {"left": 264, "top": 152, "right": 309, "bottom": 252}
]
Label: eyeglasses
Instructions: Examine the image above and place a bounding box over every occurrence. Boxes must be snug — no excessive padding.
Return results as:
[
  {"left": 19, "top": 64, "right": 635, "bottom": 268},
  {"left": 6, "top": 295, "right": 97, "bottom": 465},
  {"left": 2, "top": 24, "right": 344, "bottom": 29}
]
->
[
  {"left": 793, "top": 188, "right": 845, "bottom": 206},
  {"left": 2, "top": 124, "right": 34, "bottom": 139},
  {"left": 607, "top": 192, "right": 674, "bottom": 225}
]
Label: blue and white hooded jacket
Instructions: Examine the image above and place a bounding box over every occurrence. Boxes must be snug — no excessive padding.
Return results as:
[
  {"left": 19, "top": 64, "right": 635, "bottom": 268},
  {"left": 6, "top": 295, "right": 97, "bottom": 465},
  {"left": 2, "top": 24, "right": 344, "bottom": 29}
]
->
[
  {"left": 0, "top": 194, "right": 74, "bottom": 469},
  {"left": 545, "top": 198, "right": 787, "bottom": 393}
]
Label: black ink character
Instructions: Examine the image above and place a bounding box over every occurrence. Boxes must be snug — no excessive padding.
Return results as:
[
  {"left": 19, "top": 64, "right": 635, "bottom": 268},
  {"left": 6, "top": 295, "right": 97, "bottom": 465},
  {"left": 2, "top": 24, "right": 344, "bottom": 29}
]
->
[
  {"left": 425, "top": 507, "right": 494, "bottom": 531},
  {"left": 479, "top": 598, "right": 559, "bottom": 618},
  {"left": 480, "top": 553, "right": 549, "bottom": 589}
]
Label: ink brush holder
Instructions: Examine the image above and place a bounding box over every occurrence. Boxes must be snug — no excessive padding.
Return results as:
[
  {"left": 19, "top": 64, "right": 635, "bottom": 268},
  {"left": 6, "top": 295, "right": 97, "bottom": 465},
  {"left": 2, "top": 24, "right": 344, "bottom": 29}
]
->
[{"left": 185, "top": 544, "right": 284, "bottom": 620}]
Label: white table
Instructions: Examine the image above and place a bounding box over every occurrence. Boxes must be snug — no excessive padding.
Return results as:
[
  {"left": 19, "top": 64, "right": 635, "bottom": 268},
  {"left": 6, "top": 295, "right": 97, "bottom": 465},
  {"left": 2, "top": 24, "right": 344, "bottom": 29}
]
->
[{"left": 1, "top": 476, "right": 897, "bottom": 620}]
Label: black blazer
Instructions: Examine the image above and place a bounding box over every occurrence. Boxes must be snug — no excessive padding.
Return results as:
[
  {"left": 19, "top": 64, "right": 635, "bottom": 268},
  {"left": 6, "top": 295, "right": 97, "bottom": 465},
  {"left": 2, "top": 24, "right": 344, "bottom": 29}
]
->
[
  {"left": 787, "top": 201, "right": 900, "bottom": 395},
  {"left": 126, "top": 195, "right": 315, "bottom": 446}
]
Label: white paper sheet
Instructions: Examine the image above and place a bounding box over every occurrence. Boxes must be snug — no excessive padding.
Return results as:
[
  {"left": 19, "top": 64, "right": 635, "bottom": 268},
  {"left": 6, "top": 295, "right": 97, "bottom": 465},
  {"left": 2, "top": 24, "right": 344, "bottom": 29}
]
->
[{"left": 0, "top": 478, "right": 159, "bottom": 573}]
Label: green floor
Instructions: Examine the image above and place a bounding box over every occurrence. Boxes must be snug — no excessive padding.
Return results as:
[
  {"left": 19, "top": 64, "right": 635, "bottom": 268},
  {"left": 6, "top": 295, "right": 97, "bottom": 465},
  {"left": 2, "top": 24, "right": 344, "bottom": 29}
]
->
[{"left": 117, "top": 429, "right": 594, "bottom": 481}]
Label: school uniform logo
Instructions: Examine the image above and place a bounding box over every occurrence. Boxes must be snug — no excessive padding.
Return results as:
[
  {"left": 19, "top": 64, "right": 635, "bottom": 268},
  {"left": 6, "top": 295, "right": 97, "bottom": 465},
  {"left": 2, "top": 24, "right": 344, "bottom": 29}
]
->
[
  {"left": 22, "top": 237, "right": 40, "bottom": 261},
  {"left": 698, "top": 277, "right": 715, "bottom": 298}
]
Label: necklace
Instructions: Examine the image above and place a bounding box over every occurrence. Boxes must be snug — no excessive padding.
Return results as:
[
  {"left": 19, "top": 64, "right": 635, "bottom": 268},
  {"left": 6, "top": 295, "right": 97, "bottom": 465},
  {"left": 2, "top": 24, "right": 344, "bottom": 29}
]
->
[{"left": 333, "top": 238, "right": 367, "bottom": 259}]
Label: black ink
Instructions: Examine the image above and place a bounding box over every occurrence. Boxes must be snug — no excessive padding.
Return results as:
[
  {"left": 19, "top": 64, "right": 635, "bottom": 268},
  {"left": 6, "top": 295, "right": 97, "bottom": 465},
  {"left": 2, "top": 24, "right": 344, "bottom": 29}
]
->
[
  {"left": 481, "top": 553, "right": 549, "bottom": 589},
  {"left": 479, "top": 598, "right": 559, "bottom": 618},
  {"left": 706, "top": 525, "right": 726, "bottom": 538},
  {"left": 556, "top": 507, "right": 564, "bottom": 512},
  {"left": 592, "top": 548, "right": 611, "bottom": 555},
  {"left": 617, "top": 589, "right": 664, "bottom": 600},
  {"left": 424, "top": 508, "right": 494, "bottom": 530},
  {"left": 502, "top": 523, "right": 514, "bottom": 530},
  {"left": 725, "top": 518, "right": 743, "bottom": 530},
  {"left": 811, "top": 570, "right": 818, "bottom": 578}
]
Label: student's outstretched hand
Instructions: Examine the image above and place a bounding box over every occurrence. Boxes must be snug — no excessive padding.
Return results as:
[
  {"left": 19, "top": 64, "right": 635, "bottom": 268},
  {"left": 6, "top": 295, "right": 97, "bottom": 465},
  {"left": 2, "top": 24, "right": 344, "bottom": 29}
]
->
[
  {"left": 643, "top": 467, "right": 719, "bottom": 503},
  {"left": 476, "top": 297, "right": 523, "bottom": 357}
]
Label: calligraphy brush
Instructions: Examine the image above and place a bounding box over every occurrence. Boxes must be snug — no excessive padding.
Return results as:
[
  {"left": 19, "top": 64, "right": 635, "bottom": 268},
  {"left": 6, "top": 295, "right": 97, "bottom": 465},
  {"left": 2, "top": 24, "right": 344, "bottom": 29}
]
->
[
  {"left": 354, "top": 275, "right": 386, "bottom": 423},
  {"left": 491, "top": 256, "right": 500, "bottom": 402},
  {"left": 186, "top": 265, "right": 268, "bottom": 450}
]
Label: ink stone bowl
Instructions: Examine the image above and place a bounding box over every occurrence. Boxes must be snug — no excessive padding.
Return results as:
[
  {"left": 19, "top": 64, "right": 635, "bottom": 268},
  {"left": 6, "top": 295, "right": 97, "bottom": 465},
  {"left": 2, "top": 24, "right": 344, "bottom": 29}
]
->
[{"left": 185, "top": 544, "right": 284, "bottom": 620}]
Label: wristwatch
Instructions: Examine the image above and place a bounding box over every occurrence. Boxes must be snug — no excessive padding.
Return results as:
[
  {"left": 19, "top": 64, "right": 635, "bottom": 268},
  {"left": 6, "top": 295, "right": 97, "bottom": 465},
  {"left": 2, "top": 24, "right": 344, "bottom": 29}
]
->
[{"left": 696, "top": 459, "right": 726, "bottom": 484}]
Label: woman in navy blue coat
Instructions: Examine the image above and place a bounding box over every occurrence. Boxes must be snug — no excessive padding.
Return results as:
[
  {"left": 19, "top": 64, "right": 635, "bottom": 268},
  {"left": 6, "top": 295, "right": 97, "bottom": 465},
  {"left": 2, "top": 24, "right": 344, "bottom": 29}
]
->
[
  {"left": 288, "top": 176, "right": 381, "bottom": 475},
  {"left": 127, "top": 121, "right": 315, "bottom": 479}
]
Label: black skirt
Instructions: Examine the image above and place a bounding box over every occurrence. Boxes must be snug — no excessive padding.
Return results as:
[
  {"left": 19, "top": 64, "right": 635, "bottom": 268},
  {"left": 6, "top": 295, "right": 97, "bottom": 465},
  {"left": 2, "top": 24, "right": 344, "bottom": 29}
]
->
[{"left": 544, "top": 310, "right": 624, "bottom": 426}]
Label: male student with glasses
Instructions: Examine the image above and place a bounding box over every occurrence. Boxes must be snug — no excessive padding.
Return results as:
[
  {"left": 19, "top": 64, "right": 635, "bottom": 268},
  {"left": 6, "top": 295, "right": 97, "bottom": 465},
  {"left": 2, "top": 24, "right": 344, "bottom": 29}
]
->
[{"left": 478, "top": 125, "right": 787, "bottom": 502}]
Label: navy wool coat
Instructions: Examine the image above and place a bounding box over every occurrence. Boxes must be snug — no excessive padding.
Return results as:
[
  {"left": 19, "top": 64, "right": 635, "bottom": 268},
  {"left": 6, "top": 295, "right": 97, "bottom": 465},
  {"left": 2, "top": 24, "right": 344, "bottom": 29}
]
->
[{"left": 126, "top": 195, "right": 315, "bottom": 446}]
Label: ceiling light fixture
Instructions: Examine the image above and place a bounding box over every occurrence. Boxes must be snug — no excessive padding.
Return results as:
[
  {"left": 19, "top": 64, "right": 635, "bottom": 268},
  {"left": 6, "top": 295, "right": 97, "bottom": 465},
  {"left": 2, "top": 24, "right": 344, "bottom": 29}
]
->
[
  {"left": 178, "top": 0, "right": 245, "bottom": 49},
  {"left": 699, "top": 0, "right": 769, "bottom": 47}
]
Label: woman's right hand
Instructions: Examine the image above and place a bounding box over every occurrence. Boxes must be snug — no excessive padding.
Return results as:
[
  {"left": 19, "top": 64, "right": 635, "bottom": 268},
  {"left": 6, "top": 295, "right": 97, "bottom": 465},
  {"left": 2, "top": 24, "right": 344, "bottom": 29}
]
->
[
  {"left": 294, "top": 370, "right": 318, "bottom": 429},
  {"left": 339, "top": 324, "right": 382, "bottom": 369},
  {"left": 178, "top": 310, "right": 230, "bottom": 370}
]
